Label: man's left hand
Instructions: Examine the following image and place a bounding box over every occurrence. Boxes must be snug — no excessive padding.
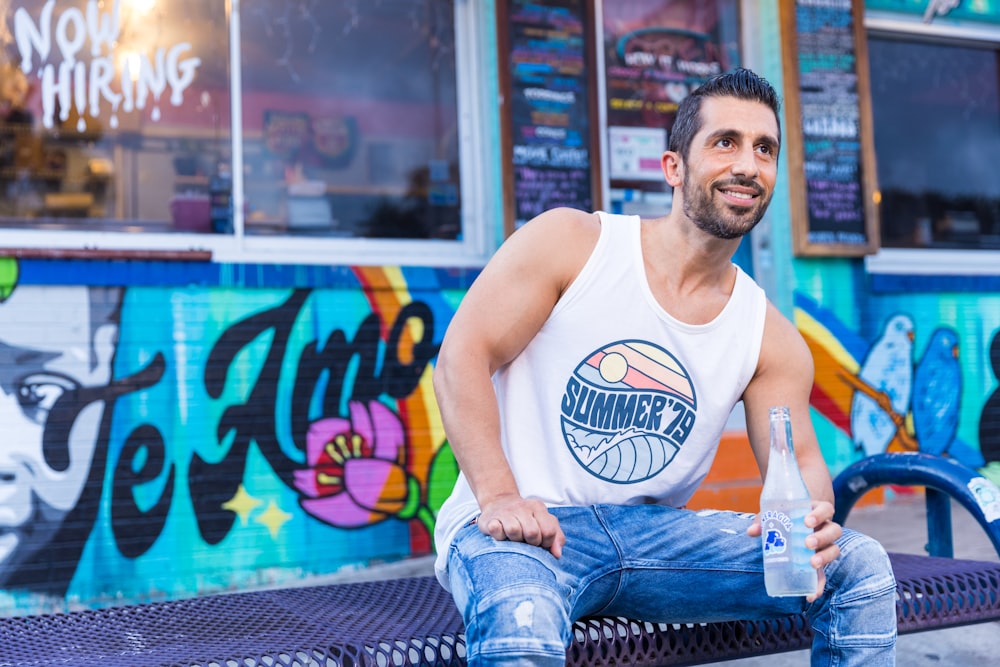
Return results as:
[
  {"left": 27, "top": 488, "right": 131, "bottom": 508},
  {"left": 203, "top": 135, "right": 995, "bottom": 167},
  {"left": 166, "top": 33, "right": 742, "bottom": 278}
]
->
[{"left": 747, "top": 499, "right": 842, "bottom": 602}]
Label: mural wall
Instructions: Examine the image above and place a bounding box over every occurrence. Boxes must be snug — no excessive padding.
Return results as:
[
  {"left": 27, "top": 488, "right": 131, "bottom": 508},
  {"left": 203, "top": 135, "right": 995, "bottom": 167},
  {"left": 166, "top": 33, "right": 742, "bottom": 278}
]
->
[
  {"left": 3, "top": 258, "right": 1000, "bottom": 616},
  {"left": 0, "top": 258, "right": 465, "bottom": 615},
  {"left": 792, "top": 276, "right": 1000, "bottom": 489}
]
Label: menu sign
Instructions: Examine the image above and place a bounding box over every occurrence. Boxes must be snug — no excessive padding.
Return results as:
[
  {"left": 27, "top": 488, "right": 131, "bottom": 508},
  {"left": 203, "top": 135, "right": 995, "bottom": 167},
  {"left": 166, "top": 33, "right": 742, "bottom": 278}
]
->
[
  {"left": 505, "top": 0, "right": 596, "bottom": 229},
  {"left": 602, "top": 23, "right": 730, "bottom": 130},
  {"left": 781, "top": 0, "right": 879, "bottom": 256}
]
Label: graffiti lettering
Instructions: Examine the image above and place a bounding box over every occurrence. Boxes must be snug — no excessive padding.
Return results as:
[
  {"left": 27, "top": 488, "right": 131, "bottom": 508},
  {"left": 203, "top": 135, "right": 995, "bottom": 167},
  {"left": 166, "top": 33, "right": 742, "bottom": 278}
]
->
[
  {"left": 192, "top": 290, "right": 307, "bottom": 544},
  {"left": 6, "top": 351, "right": 166, "bottom": 591},
  {"left": 292, "top": 302, "right": 437, "bottom": 439},
  {"left": 191, "top": 291, "right": 438, "bottom": 545},
  {"left": 383, "top": 302, "right": 439, "bottom": 397},
  {"left": 112, "top": 424, "right": 175, "bottom": 558}
]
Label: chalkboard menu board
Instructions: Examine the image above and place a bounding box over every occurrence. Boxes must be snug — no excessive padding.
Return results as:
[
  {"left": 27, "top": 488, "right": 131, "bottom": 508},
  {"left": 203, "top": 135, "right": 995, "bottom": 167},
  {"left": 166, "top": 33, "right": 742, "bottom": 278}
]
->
[
  {"left": 500, "top": 0, "right": 599, "bottom": 233},
  {"left": 780, "top": 0, "right": 879, "bottom": 256}
]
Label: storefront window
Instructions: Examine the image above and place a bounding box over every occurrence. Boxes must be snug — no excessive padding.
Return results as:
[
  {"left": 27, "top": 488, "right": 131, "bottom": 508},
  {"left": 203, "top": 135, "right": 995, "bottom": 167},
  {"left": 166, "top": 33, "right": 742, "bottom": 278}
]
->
[
  {"left": 869, "top": 34, "right": 1000, "bottom": 251},
  {"left": 238, "top": 0, "right": 461, "bottom": 241},
  {"left": 1, "top": 1, "right": 489, "bottom": 265},
  {"left": 0, "top": 0, "right": 230, "bottom": 233}
]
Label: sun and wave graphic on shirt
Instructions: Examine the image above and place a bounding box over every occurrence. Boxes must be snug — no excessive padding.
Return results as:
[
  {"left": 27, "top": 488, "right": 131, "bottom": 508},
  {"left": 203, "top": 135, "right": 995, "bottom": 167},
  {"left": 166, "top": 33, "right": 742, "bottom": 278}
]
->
[{"left": 561, "top": 340, "right": 697, "bottom": 484}]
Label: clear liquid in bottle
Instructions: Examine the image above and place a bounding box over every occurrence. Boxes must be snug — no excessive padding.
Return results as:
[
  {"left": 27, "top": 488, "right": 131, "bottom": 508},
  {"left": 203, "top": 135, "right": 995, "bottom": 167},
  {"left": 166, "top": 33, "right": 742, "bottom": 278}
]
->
[{"left": 760, "top": 406, "right": 818, "bottom": 597}]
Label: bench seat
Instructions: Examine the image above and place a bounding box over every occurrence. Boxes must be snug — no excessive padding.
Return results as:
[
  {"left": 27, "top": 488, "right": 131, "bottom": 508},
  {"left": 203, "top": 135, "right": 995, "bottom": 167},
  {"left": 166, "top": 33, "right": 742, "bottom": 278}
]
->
[
  {"left": 4, "top": 452, "right": 1000, "bottom": 666},
  {"left": 2, "top": 551, "right": 999, "bottom": 667}
]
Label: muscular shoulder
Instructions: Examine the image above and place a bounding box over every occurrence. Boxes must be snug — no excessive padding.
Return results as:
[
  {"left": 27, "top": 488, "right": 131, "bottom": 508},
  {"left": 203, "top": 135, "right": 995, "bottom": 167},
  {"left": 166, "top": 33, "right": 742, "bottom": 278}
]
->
[
  {"left": 753, "top": 300, "right": 815, "bottom": 390},
  {"left": 493, "top": 208, "right": 602, "bottom": 287},
  {"left": 445, "top": 208, "right": 603, "bottom": 368},
  {"left": 512, "top": 207, "right": 601, "bottom": 249}
]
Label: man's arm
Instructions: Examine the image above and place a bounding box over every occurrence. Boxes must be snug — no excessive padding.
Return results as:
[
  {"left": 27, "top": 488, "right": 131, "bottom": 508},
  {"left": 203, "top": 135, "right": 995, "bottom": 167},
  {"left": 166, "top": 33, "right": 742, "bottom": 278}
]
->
[
  {"left": 744, "top": 302, "right": 833, "bottom": 502},
  {"left": 433, "top": 208, "right": 601, "bottom": 557},
  {"left": 742, "top": 301, "right": 842, "bottom": 599}
]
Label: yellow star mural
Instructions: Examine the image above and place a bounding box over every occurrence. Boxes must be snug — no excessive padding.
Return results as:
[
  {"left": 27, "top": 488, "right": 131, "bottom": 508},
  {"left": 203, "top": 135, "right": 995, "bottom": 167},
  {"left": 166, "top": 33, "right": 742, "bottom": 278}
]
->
[
  {"left": 256, "top": 500, "right": 293, "bottom": 539},
  {"left": 221, "top": 484, "right": 262, "bottom": 526}
]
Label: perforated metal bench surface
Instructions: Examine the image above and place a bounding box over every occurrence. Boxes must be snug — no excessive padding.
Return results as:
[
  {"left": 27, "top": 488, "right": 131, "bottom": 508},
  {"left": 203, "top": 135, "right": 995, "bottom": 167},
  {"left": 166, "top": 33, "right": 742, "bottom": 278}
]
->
[{"left": 2, "top": 551, "right": 999, "bottom": 667}]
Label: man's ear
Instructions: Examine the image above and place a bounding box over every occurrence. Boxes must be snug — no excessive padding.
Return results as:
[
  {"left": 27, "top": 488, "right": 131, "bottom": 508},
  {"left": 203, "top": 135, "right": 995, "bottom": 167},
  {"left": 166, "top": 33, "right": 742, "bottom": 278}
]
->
[{"left": 661, "top": 151, "right": 683, "bottom": 188}]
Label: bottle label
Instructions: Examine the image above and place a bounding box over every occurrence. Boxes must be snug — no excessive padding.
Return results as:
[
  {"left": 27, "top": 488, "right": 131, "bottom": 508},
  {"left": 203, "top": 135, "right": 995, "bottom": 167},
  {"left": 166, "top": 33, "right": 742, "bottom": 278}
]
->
[{"left": 761, "top": 510, "right": 793, "bottom": 557}]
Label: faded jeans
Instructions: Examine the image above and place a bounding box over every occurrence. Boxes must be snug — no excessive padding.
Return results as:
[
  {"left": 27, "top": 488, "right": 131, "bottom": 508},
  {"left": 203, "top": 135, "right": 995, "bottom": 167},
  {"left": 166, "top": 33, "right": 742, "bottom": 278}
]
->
[{"left": 446, "top": 505, "right": 897, "bottom": 666}]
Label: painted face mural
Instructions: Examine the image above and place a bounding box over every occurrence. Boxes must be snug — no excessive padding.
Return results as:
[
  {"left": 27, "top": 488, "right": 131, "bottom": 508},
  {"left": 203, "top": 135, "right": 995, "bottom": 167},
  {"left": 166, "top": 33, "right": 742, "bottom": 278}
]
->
[{"left": 0, "top": 284, "right": 121, "bottom": 590}]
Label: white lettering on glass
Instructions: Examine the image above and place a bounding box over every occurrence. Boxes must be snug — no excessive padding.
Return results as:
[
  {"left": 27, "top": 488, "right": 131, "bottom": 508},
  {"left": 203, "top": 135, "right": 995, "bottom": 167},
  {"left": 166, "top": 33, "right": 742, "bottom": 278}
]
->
[
  {"left": 923, "top": 0, "right": 960, "bottom": 23},
  {"left": 13, "top": 0, "right": 202, "bottom": 131}
]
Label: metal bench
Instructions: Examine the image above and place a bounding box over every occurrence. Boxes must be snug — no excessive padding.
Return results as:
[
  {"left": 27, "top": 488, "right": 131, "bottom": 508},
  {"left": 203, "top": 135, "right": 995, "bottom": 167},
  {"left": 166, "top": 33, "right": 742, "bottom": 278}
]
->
[
  {"left": 832, "top": 451, "right": 1000, "bottom": 558},
  {"left": 3, "top": 453, "right": 999, "bottom": 667}
]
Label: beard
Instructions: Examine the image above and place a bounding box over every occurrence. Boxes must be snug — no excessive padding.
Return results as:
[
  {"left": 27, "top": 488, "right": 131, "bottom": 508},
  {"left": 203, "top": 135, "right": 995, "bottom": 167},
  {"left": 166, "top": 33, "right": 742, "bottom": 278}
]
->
[{"left": 681, "top": 174, "right": 772, "bottom": 240}]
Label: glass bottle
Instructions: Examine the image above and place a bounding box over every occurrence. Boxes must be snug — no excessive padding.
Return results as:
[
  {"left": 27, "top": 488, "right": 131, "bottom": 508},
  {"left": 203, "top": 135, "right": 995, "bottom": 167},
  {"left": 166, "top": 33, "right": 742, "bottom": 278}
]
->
[{"left": 760, "top": 406, "right": 818, "bottom": 597}]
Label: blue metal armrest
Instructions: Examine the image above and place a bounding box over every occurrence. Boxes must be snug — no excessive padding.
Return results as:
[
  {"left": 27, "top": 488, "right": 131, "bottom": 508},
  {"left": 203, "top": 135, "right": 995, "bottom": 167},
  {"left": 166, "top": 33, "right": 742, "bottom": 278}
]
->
[{"left": 832, "top": 452, "right": 1000, "bottom": 558}]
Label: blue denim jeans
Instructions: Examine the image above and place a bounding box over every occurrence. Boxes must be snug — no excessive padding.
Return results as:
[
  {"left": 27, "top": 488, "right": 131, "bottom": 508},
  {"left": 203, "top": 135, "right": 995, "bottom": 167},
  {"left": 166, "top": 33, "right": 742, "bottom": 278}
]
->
[{"left": 446, "top": 505, "right": 896, "bottom": 666}]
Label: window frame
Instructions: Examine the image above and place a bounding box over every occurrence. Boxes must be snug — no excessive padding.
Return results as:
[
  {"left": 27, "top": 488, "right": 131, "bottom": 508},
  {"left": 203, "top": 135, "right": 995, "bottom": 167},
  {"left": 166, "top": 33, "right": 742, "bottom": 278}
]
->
[
  {"left": 1, "top": 0, "right": 496, "bottom": 268},
  {"left": 864, "top": 10, "right": 1000, "bottom": 277}
]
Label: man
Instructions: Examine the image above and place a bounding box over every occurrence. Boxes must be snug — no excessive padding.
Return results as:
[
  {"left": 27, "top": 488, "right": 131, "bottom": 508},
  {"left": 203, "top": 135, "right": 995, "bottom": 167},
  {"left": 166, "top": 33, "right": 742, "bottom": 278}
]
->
[
  {"left": 432, "top": 69, "right": 897, "bottom": 665},
  {"left": 0, "top": 282, "right": 122, "bottom": 593}
]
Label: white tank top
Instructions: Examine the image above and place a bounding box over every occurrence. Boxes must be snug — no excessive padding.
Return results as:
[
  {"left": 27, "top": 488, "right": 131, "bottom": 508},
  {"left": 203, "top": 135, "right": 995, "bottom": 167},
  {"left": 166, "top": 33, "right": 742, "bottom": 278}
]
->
[{"left": 433, "top": 212, "right": 768, "bottom": 587}]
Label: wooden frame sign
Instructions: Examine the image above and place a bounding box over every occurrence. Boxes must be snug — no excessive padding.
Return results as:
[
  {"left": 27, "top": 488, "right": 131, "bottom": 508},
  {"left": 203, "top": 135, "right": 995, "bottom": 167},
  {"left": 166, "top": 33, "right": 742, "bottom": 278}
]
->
[
  {"left": 780, "top": 0, "right": 880, "bottom": 256},
  {"left": 497, "top": 0, "right": 602, "bottom": 236}
]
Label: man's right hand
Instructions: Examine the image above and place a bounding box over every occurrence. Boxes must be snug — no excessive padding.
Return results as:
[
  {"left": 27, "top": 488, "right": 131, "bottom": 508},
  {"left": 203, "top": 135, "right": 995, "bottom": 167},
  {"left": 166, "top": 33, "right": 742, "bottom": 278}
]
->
[{"left": 478, "top": 495, "right": 566, "bottom": 558}]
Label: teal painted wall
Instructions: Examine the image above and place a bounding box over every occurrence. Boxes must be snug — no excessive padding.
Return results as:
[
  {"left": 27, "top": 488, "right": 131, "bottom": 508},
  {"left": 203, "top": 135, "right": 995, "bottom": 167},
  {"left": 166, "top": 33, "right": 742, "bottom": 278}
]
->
[
  {"left": 0, "top": 262, "right": 472, "bottom": 616},
  {"left": 779, "top": 2, "right": 1000, "bottom": 486}
]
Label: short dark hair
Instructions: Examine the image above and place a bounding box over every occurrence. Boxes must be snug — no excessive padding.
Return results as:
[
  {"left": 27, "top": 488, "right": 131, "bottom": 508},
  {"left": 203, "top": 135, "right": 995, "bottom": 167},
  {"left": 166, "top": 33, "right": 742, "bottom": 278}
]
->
[{"left": 668, "top": 68, "right": 781, "bottom": 161}]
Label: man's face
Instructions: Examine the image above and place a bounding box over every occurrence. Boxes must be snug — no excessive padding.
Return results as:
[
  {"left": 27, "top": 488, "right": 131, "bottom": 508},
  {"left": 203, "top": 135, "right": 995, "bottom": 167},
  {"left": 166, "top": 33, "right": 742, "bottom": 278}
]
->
[
  {"left": 678, "top": 96, "right": 780, "bottom": 240},
  {"left": 0, "top": 287, "right": 116, "bottom": 572}
]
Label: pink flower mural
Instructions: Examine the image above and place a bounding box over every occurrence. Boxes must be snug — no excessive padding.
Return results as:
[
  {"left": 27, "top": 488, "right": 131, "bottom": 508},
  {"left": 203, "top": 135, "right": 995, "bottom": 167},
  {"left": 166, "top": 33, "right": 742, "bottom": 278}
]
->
[{"left": 294, "top": 400, "right": 432, "bottom": 531}]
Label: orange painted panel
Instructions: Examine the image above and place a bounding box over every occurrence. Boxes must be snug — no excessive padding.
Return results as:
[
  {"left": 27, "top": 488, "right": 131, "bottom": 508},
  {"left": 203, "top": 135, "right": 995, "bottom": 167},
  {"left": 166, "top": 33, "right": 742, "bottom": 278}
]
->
[{"left": 687, "top": 432, "right": 885, "bottom": 512}]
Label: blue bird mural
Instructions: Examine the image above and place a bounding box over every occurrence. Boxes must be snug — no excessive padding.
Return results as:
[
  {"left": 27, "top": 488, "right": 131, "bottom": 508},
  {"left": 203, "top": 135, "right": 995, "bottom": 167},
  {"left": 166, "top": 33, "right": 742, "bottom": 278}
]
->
[
  {"left": 912, "top": 327, "right": 962, "bottom": 456},
  {"left": 850, "top": 314, "right": 915, "bottom": 456}
]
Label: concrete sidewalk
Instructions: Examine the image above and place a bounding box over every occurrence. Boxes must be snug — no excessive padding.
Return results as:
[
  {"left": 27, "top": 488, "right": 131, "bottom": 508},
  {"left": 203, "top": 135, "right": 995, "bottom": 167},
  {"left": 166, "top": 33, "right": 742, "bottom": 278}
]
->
[{"left": 709, "top": 491, "right": 1000, "bottom": 666}]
